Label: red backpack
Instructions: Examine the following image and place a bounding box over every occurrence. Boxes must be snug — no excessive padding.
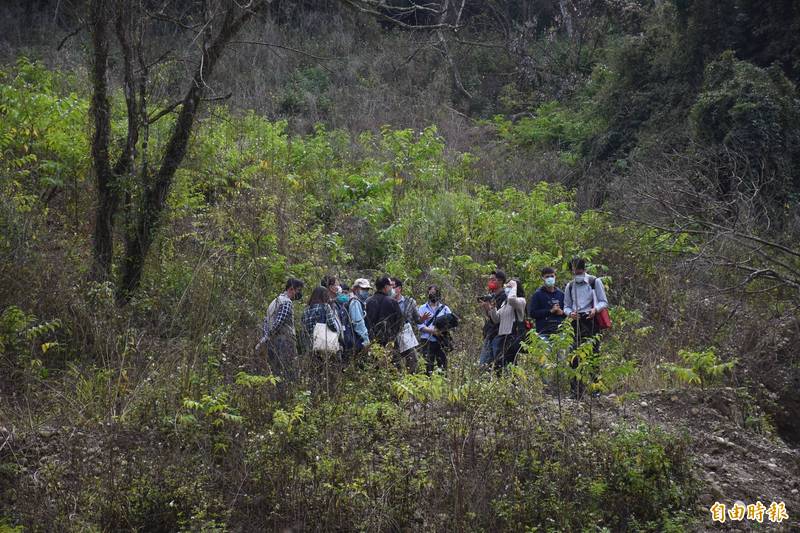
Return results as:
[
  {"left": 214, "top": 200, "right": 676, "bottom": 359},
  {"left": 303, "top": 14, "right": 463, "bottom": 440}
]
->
[{"left": 567, "top": 276, "right": 612, "bottom": 331}]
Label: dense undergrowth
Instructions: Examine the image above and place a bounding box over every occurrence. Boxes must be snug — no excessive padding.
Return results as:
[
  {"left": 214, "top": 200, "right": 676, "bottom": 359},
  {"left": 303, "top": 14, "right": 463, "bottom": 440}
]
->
[
  {"left": 0, "top": 59, "right": 706, "bottom": 530},
  {"left": 2, "top": 0, "right": 799, "bottom": 529}
]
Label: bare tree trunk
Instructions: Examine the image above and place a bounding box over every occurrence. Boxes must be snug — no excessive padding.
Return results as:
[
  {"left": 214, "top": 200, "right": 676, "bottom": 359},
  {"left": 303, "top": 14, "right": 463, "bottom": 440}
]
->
[
  {"left": 559, "top": 0, "right": 575, "bottom": 39},
  {"left": 90, "top": 0, "right": 139, "bottom": 282},
  {"left": 118, "top": 5, "right": 257, "bottom": 300},
  {"left": 89, "top": 0, "right": 116, "bottom": 281},
  {"left": 436, "top": 0, "right": 471, "bottom": 100}
]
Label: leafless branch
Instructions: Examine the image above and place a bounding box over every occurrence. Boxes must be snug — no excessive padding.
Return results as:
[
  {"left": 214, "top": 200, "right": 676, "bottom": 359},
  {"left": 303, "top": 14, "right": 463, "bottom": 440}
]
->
[
  {"left": 57, "top": 24, "right": 85, "bottom": 51},
  {"left": 229, "top": 40, "right": 341, "bottom": 65}
]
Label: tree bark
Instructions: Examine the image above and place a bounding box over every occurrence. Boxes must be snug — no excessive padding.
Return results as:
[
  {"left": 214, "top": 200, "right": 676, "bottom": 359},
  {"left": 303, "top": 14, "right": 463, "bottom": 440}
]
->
[
  {"left": 89, "top": 0, "right": 115, "bottom": 281},
  {"left": 89, "top": 0, "right": 139, "bottom": 282}
]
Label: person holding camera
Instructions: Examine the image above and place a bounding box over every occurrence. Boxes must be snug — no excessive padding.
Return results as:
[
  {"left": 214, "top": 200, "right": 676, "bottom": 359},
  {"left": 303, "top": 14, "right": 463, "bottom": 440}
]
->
[
  {"left": 488, "top": 279, "right": 527, "bottom": 369},
  {"left": 528, "top": 267, "right": 566, "bottom": 338},
  {"left": 417, "top": 285, "right": 453, "bottom": 373},
  {"left": 478, "top": 270, "right": 507, "bottom": 367}
]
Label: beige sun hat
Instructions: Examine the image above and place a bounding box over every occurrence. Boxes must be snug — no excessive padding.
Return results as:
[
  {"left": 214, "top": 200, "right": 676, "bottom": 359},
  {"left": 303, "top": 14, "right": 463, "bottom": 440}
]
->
[{"left": 352, "top": 278, "right": 372, "bottom": 290}]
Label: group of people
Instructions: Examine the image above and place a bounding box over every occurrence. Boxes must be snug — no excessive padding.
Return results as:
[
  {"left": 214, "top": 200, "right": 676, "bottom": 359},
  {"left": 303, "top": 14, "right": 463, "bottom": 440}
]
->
[
  {"left": 255, "top": 257, "right": 608, "bottom": 395},
  {"left": 478, "top": 258, "right": 608, "bottom": 394},
  {"left": 255, "top": 274, "right": 457, "bottom": 380}
]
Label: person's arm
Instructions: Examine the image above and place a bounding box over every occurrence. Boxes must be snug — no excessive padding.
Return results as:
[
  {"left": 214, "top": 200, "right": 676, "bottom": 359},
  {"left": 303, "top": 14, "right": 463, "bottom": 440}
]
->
[
  {"left": 256, "top": 314, "right": 271, "bottom": 347},
  {"left": 409, "top": 299, "right": 422, "bottom": 324},
  {"left": 488, "top": 307, "right": 500, "bottom": 323},
  {"left": 593, "top": 279, "right": 608, "bottom": 311},
  {"left": 509, "top": 295, "right": 525, "bottom": 312},
  {"left": 266, "top": 301, "right": 291, "bottom": 338},
  {"left": 529, "top": 292, "right": 551, "bottom": 319},
  {"left": 563, "top": 283, "right": 573, "bottom": 316},
  {"left": 326, "top": 305, "right": 339, "bottom": 333},
  {"left": 526, "top": 294, "right": 536, "bottom": 318},
  {"left": 505, "top": 282, "right": 525, "bottom": 312},
  {"left": 418, "top": 305, "right": 433, "bottom": 333},
  {"left": 349, "top": 301, "right": 369, "bottom": 344},
  {"left": 391, "top": 301, "right": 404, "bottom": 337}
]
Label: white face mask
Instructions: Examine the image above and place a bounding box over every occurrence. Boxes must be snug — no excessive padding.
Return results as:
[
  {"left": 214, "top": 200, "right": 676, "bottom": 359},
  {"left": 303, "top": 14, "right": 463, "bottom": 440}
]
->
[
  {"left": 389, "top": 288, "right": 396, "bottom": 298},
  {"left": 574, "top": 274, "right": 586, "bottom": 283},
  {"left": 504, "top": 287, "right": 512, "bottom": 295},
  {"left": 336, "top": 285, "right": 342, "bottom": 294},
  {"left": 544, "top": 276, "right": 556, "bottom": 287}
]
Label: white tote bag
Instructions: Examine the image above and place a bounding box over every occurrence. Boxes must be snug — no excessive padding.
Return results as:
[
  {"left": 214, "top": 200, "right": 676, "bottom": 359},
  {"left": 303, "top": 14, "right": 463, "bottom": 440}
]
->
[
  {"left": 396, "top": 322, "right": 419, "bottom": 353},
  {"left": 313, "top": 322, "right": 340, "bottom": 354}
]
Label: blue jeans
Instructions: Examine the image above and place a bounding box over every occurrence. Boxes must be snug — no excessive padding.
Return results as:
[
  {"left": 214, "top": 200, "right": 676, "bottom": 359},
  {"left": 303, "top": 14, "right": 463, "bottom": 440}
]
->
[
  {"left": 479, "top": 337, "right": 494, "bottom": 366},
  {"left": 479, "top": 336, "right": 505, "bottom": 367}
]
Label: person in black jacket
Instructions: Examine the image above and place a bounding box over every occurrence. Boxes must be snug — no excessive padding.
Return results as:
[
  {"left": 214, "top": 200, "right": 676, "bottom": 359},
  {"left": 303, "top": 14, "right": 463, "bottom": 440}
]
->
[
  {"left": 527, "top": 267, "right": 566, "bottom": 337},
  {"left": 365, "top": 275, "right": 404, "bottom": 347}
]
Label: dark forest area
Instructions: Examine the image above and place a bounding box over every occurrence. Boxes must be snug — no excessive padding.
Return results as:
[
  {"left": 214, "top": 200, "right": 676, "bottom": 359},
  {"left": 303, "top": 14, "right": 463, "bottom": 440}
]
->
[{"left": 1, "top": 1, "right": 799, "bottom": 530}]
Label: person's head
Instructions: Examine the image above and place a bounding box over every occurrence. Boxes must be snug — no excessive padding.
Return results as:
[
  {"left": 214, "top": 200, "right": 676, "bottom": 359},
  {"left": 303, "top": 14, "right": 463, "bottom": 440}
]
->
[
  {"left": 541, "top": 267, "right": 557, "bottom": 289},
  {"left": 308, "top": 286, "right": 330, "bottom": 306},
  {"left": 569, "top": 257, "right": 588, "bottom": 281},
  {"left": 391, "top": 277, "right": 404, "bottom": 299},
  {"left": 427, "top": 284, "right": 442, "bottom": 303},
  {"left": 488, "top": 269, "right": 506, "bottom": 293},
  {"left": 375, "top": 275, "right": 393, "bottom": 296},
  {"left": 336, "top": 283, "right": 351, "bottom": 304},
  {"left": 352, "top": 278, "right": 372, "bottom": 300},
  {"left": 320, "top": 275, "right": 341, "bottom": 297},
  {"left": 284, "top": 278, "right": 305, "bottom": 301}
]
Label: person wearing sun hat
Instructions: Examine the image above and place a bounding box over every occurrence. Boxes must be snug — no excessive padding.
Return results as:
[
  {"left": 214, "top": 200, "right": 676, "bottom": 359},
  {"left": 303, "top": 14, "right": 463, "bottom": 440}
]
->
[{"left": 344, "top": 278, "right": 371, "bottom": 358}]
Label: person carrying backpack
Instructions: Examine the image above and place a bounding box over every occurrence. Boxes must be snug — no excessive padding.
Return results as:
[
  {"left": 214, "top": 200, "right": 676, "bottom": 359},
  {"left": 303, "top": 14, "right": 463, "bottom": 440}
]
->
[
  {"left": 255, "top": 278, "right": 304, "bottom": 383},
  {"left": 391, "top": 277, "right": 431, "bottom": 373},
  {"left": 563, "top": 257, "right": 609, "bottom": 399},
  {"left": 344, "top": 278, "right": 372, "bottom": 361}
]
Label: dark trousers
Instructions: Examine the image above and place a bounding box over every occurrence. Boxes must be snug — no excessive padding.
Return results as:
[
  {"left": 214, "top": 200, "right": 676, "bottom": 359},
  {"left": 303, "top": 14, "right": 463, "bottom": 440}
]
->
[
  {"left": 570, "top": 316, "right": 599, "bottom": 399},
  {"left": 422, "top": 340, "right": 446, "bottom": 374},
  {"left": 393, "top": 348, "right": 418, "bottom": 373}
]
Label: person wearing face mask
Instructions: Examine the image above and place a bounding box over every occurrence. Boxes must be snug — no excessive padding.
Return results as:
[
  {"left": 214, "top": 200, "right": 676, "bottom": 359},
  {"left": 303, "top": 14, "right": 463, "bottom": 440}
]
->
[
  {"left": 321, "top": 274, "right": 346, "bottom": 345},
  {"left": 345, "top": 278, "right": 372, "bottom": 360},
  {"left": 488, "top": 279, "right": 527, "bottom": 370},
  {"left": 528, "top": 267, "right": 566, "bottom": 338},
  {"left": 255, "top": 277, "right": 305, "bottom": 382},
  {"left": 301, "top": 286, "right": 342, "bottom": 354},
  {"left": 391, "top": 277, "right": 431, "bottom": 372},
  {"left": 365, "top": 275, "right": 404, "bottom": 347},
  {"left": 418, "top": 285, "right": 453, "bottom": 373},
  {"left": 563, "top": 257, "right": 608, "bottom": 398},
  {"left": 479, "top": 270, "right": 507, "bottom": 367}
]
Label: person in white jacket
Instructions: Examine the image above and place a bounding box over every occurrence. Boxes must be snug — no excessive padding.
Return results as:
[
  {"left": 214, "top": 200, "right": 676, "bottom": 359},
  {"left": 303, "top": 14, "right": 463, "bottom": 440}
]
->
[{"left": 488, "top": 279, "right": 526, "bottom": 369}]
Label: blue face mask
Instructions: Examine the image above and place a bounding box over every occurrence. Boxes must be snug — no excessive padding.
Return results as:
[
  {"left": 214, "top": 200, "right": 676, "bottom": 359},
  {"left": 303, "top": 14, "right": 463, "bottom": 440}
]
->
[
  {"left": 359, "top": 289, "right": 370, "bottom": 299},
  {"left": 336, "top": 294, "right": 349, "bottom": 304},
  {"left": 544, "top": 276, "right": 556, "bottom": 287},
  {"left": 504, "top": 287, "right": 512, "bottom": 295}
]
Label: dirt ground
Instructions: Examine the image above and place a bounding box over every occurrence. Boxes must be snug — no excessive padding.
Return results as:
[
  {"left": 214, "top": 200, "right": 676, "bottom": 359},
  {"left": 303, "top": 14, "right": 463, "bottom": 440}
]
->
[{"left": 576, "top": 387, "right": 800, "bottom": 531}]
